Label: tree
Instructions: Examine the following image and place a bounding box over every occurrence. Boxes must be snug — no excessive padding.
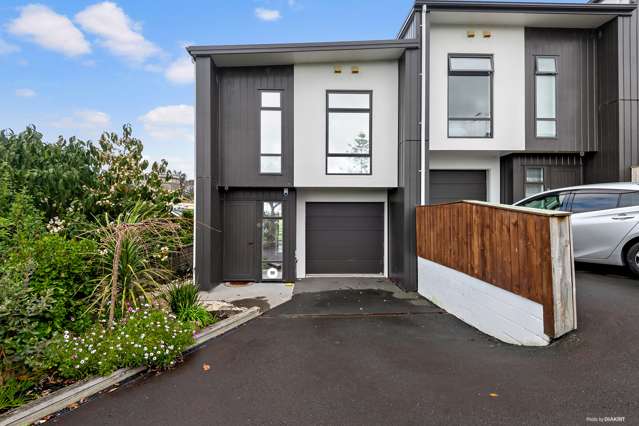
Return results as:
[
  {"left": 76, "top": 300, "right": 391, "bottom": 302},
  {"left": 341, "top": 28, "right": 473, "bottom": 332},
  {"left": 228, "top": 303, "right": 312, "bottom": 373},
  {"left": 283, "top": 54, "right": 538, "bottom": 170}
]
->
[
  {"left": 349, "top": 132, "right": 370, "bottom": 173},
  {"left": 87, "top": 125, "right": 180, "bottom": 218},
  {"left": 0, "top": 126, "right": 98, "bottom": 219}
]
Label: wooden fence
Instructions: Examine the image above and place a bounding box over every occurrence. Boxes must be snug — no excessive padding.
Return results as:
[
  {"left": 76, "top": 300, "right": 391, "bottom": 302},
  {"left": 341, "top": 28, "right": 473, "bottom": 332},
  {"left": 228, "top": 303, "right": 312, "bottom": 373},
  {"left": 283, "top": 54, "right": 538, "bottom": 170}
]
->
[{"left": 416, "top": 200, "right": 576, "bottom": 339}]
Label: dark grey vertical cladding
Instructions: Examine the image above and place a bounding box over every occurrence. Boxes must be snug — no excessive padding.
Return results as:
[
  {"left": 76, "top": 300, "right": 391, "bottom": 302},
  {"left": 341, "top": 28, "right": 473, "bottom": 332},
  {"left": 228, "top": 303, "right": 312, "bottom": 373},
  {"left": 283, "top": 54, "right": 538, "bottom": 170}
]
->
[
  {"left": 587, "top": 19, "right": 621, "bottom": 184},
  {"left": 501, "top": 154, "right": 584, "bottom": 203},
  {"left": 195, "top": 56, "right": 222, "bottom": 290},
  {"left": 618, "top": 9, "right": 639, "bottom": 181},
  {"left": 221, "top": 189, "right": 296, "bottom": 282},
  {"left": 399, "top": 9, "right": 418, "bottom": 40},
  {"left": 499, "top": 156, "right": 514, "bottom": 204},
  {"left": 389, "top": 9, "right": 422, "bottom": 292},
  {"left": 219, "top": 66, "right": 294, "bottom": 187},
  {"left": 524, "top": 28, "right": 597, "bottom": 152}
]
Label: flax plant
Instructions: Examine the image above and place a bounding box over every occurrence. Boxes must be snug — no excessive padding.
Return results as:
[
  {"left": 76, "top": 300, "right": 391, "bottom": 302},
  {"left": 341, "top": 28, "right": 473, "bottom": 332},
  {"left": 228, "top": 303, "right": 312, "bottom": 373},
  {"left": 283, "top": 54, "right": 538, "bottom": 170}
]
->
[{"left": 89, "top": 202, "right": 181, "bottom": 328}]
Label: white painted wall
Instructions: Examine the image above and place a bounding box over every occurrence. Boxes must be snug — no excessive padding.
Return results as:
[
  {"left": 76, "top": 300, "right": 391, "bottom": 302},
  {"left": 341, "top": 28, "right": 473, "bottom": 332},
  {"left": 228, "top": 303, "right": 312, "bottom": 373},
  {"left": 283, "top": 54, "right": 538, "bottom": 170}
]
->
[
  {"left": 429, "top": 151, "right": 501, "bottom": 202},
  {"left": 295, "top": 189, "right": 388, "bottom": 278},
  {"left": 294, "top": 61, "right": 398, "bottom": 187},
  {"left": 418, "top": 258, "right": 550, "bottom": 346},
  {"left": 429, "top": 25, "right": 525, "bottom": 151}
]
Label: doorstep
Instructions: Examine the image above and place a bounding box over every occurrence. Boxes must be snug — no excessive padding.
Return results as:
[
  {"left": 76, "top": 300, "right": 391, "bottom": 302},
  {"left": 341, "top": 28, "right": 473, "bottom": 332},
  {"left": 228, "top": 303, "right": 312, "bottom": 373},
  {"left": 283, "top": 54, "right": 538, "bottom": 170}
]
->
[{"left": 199, "top": 281, "right": 294, "bottom": 314}]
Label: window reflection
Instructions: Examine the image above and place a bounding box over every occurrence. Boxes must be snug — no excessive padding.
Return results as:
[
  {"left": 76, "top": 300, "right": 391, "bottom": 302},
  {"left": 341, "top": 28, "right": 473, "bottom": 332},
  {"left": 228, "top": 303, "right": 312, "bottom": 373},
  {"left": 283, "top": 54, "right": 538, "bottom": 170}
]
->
[{"left": 262, "top": 202, "right": 283, "bottom": 280}]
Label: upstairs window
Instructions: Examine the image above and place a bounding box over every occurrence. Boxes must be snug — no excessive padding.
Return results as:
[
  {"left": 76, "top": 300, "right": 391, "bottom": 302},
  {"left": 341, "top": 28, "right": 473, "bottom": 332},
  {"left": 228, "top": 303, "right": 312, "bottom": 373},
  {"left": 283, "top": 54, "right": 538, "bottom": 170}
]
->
[
  {"left": 326, "top": 91, "right": 372, "bottom": 175},
  {"left": 448, "top": 55, "right": 493, "bottom": 138},
  {"left": 260, "top": 91, "right": 282, "bottom": 174},
  {"left": 535, "top": 57, "right": 557, "bottom": 138}
]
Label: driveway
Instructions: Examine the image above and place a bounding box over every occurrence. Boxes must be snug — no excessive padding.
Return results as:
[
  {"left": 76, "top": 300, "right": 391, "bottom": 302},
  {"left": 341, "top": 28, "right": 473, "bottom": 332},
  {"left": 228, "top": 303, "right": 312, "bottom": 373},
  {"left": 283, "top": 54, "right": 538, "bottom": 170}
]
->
[{"left": 54, "top": 270, "right": 639, "bottom": 425}]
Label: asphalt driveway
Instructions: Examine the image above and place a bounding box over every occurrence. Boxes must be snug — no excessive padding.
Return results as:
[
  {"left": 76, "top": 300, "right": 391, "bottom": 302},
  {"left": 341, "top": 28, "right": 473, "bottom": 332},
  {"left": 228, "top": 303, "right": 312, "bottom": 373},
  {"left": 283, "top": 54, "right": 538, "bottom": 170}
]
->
[{"left": 54, "top": 269, "right": 639, "bottom": 426}]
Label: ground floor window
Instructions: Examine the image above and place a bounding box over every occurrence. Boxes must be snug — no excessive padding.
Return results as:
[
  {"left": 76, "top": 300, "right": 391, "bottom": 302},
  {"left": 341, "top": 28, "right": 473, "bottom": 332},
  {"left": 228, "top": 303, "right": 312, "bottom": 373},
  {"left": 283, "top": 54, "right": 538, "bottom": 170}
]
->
[
  {"left": 525, "top": 167, "right": 545, "bottom": 197},
  {"left": 261, "top": 201, "right": 283, "bottom": 280}
]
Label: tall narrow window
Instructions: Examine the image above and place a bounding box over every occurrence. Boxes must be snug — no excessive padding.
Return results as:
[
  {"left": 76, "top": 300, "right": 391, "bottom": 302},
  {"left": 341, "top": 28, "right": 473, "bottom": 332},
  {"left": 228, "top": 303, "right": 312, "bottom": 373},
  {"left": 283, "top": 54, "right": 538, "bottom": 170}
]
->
[
  {"left": 260, "top": 91, "right": 282, "bottom": 174},
  {"left": 326, "top": 91, "right": 372, "bottom": 175},
  {"left": 535, "top": 57, "right": 557, "bottom": 138},
  {"left": 261, "top": 201, "right": 283, "bottom": 280},
  {"left": 525, "top": 167, "right": 545, "bottom": 197},
  {"left": 448, "top": 55, "right": 493, "bottom": 138}
]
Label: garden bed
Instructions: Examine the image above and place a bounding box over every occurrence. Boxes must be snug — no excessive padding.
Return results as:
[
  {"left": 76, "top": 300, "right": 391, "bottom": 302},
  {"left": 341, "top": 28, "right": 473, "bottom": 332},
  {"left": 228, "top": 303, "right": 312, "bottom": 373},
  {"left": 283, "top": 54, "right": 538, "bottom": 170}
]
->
[{"left": 0, "top": 307, "right": 260, "bottom": 426}]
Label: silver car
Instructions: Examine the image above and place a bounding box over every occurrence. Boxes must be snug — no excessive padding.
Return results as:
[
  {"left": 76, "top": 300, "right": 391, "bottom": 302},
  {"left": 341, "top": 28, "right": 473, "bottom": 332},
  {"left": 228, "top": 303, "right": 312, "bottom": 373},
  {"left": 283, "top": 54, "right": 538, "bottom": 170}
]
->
[{"left": 515, "top": 183, "right": 639, "bottom": 276}]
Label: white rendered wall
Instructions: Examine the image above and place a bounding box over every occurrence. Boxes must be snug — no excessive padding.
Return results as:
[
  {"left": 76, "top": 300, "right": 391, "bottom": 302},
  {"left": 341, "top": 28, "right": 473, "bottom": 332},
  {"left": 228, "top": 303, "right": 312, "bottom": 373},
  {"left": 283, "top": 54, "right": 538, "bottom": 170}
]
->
[
  {"left": 418, "top": 257, "right": 549, "bottom": 346},
  {"left": 294, "top": 61, "right": 398, "bottom": 187},
  {"left": 429, "top": 25, "right": 525, "bottom": 151},
  {"left": 295, "top": 189, "right": 388, "bottom": 278},
  {"left": 429, "top": 151, "right": 501, "bottom": 202}
]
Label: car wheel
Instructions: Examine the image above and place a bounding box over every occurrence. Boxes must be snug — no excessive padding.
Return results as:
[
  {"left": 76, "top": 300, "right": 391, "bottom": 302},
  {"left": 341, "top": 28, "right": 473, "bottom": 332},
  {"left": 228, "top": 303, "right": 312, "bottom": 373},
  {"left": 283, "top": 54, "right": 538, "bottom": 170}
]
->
[{"left": 624, "top": 241, "right": 639, "bottom": 276}]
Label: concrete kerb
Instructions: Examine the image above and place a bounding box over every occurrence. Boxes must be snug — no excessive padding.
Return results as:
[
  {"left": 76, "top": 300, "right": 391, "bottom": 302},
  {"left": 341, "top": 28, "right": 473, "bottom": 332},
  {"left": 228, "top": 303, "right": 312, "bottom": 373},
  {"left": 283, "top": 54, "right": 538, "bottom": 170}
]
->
[{"left": 0, "top": 307, "right": 262, "bottom": 426}]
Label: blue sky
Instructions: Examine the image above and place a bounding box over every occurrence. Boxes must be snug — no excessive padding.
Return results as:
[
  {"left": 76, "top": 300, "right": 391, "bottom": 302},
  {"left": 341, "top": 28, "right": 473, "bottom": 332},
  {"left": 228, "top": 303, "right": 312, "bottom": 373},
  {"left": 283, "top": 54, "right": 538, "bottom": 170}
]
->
[{"left": 0, "top": 0, "right": 583, "bottom": 177}]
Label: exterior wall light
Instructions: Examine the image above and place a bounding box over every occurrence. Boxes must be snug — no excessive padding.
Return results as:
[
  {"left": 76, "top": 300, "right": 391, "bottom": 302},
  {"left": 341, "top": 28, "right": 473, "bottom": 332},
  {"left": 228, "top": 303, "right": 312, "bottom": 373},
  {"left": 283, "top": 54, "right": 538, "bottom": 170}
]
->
[
  {"left": 351, "top": 66, "right": 359, "bottom": 74},
  {"left": 467, "top": 30, "right": 475, "bottom": 38},
  {"left": 483, "top": 31, "right": 492, "bottom": 38},
  {"left": 334, "top": 65, "right": 342, "bottom": 74}
]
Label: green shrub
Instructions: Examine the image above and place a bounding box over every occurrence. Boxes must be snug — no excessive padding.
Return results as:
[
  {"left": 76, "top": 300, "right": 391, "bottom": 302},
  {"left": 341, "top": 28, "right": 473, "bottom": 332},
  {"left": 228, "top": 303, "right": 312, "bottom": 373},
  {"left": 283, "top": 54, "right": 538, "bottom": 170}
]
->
[
  {"left": 27, "top": 235, "right": 99, "bottom": 332},
  {"left": 0, "top": 378, "right": 34, "bottom": 411},
  {"left": 163, "top": 280, "right": 198, "bottom": 313},
  {"left": 44, "top": 308, "right": 194, "bottom": 380},
  {"left": 0, "top": 274, "right": 54, "bottom": 377},
  {"left": 162, "top": 281, "right": 215, "bottom": 328}
]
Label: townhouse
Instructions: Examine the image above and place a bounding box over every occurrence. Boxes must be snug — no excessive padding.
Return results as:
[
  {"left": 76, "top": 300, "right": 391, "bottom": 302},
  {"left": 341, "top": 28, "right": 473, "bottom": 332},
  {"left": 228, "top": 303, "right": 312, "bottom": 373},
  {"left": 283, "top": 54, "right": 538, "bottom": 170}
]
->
[{"left": 188, "top": 0, "right": 639, "bottom": 291}]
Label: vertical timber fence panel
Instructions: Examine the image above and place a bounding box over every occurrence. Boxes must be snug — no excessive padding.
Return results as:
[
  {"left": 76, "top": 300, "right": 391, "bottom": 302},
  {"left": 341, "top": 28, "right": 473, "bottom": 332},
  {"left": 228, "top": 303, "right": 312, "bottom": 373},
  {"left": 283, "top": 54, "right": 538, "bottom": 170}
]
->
[{"left": 416, "top": 201, "right": 576, "bottom": 345}]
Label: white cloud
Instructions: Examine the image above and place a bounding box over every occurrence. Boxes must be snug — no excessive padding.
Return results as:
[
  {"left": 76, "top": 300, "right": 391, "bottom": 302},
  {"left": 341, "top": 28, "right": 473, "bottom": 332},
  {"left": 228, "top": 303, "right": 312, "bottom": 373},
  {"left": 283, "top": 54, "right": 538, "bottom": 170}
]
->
[
  {"left": 0, "top": 38, "right": 20, "bottom": 55},
  {"left": 162, "top": 155, "right": 194, "bottom": 177},
  {"left": 53, "top": 110, "right": 111, "bottom": 129},
  {"left": 255, "top": 8, "right": 281, "bottom": 21},
  {"left": 7, "top": 4, "right": 91, "bottom": 57},
  {"left": 15, "top": 88, "right": 36, "bottom": 98},
  {"left": 139, "top": 104, "right": 194, "bottom": 142},
  {"left": 165, "top": 56, "right": 193, "bottom": 84},
  {"left": 75, "top": 2, "right": 160, "bottom": 63}
]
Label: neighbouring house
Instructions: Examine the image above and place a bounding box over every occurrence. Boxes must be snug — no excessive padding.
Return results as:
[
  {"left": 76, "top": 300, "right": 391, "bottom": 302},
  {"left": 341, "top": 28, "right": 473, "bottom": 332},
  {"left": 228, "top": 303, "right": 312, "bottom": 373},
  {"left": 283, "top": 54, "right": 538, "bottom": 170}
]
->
[{"left": 188, "top": 0, "right": 639, "bottom": 291}]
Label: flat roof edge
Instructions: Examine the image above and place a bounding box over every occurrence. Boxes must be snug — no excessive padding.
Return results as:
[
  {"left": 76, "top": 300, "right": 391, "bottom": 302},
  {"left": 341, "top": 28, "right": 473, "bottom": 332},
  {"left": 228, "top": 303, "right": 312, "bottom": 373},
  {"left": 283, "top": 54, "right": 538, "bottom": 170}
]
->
[
  {"left": 186, "top": 39, "right": 419, "bottom": 58},
  {"left": 418, "top": 1, "right": 636, "bottom": 15}
]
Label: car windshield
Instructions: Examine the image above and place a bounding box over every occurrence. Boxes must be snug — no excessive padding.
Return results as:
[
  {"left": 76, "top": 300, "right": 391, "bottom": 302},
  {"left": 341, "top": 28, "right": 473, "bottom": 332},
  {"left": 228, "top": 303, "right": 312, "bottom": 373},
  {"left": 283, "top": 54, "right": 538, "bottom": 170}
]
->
[{"left": 521, "top": 193, "right": 567, "bottom": 211}]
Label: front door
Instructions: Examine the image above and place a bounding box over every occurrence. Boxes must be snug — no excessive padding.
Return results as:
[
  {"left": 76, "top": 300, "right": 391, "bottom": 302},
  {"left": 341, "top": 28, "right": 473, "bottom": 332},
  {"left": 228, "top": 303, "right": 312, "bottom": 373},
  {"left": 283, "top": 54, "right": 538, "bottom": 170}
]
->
[{"left": 223, "top": 201, "right": 258, "bottom": 281}]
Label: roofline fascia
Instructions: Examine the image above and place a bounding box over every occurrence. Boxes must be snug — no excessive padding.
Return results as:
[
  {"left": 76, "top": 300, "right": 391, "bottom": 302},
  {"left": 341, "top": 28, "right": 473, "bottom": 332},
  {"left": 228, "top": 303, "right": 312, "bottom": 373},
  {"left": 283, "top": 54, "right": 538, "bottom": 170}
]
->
[
  {"left": 186, "top": 39, "right": 420, "bottom": 58},
  {"left": 415, "top": 0, "right": 636, "bottom": 16}
]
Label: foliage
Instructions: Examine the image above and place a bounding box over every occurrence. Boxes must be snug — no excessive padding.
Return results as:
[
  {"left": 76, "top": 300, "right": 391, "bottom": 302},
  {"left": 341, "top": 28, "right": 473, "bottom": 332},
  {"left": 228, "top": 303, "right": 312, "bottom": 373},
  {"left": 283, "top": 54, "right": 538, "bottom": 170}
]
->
[
  {"left": 44, "top": 308, "right": 194, "bottom": 380},
  {"left": 0, "top": 124, "right": 192, "bottom": 410},
  {"left": 163, "top": 280, "right": 199, "bottom": 313},
  {"left": 0, "top": 125, "right": 182, "bottom": 222},
  {"left": 90, "top": 202, "right": 180, "bottom": 326},
  {"left": 88, "top": 125, "right": 179, "bottom": 217},
  {"left": 0, "top": 126, "right": 98, "bottom": 219},
  {"left": 0, "top": 378, "right": 34, "bottom": 411},
  {"left": 0, "top": 273, "right": 55, "bottom": 379},
  {"left": 0, "top": 190, "right": 45, "bottom": 256},
  {"left": 26, "top": 235, "right": 99, "bottom": 333},
  {"left": 162, "top": 281, "right": 215, "bottom": 328}
]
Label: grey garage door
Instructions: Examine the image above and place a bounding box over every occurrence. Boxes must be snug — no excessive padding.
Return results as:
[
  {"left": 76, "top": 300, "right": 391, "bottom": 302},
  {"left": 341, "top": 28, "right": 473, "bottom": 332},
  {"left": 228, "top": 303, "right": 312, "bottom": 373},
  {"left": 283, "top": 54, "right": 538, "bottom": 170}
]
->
[
  {"left": 306, "top": 202, "right": 384, "bottom": 274},
  {"left": 430, "top": 170, "right": 487, "bottom": 204}
]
